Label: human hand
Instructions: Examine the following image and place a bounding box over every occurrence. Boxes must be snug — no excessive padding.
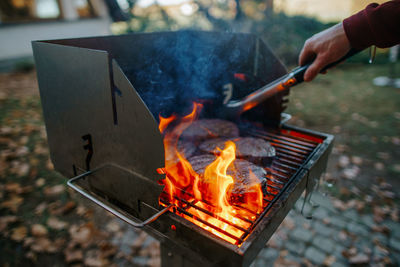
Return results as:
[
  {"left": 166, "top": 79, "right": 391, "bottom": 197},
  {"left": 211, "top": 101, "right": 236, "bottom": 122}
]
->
[{"left": 299, "top": 22, "right": 351, "bottom": 81}]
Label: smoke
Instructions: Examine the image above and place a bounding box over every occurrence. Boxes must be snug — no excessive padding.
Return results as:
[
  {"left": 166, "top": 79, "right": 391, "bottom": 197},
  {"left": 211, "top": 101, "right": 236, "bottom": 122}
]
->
[{"left": 112, "top": 31, "right": 260, "bottom": 119}]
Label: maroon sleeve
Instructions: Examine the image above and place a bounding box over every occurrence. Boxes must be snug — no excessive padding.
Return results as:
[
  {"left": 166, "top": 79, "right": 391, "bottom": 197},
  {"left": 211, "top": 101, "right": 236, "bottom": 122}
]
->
[{"left": 343, "top": 1, "right": 400, "bottom": 49}]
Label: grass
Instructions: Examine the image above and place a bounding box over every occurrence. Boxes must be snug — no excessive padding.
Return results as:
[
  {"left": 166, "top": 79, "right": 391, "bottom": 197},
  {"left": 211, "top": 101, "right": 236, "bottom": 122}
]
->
[{"left": 286, "top": 60, "right": 400, "bottom": 188}]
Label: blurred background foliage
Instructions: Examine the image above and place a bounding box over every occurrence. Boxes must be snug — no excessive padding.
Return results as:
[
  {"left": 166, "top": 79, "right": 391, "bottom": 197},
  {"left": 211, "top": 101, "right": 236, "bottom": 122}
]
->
[
  {"left": 108, "top": 0, "right": 389, "bottom": 66},
  {"left": 109, "top": 0, "right": 330, "bottom": 66}
]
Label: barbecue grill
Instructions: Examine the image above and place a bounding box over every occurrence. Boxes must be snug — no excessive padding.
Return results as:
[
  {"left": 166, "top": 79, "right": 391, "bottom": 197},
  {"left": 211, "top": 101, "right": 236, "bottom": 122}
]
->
[{"left": 32, "top": 31, "right": 333, "bottom": 266}]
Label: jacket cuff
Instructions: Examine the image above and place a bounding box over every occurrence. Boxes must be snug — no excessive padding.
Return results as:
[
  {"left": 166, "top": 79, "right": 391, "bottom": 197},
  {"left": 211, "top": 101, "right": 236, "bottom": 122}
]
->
[{"left": 343, "top": 3, "right": 378, "bottom": 50}]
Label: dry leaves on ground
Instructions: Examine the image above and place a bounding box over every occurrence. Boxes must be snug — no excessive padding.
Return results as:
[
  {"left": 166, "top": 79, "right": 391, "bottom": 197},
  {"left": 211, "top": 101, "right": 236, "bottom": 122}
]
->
[
  {"left": 43, "top": 185, "right": 65, "bottom": 197},
  {"left": 1, "top": 195, "right": 23, "bottom": 212},
  {"left": 11, "top": 226, "right": 27, "bottom": 242},
  {"left": 47, "top": 216, "right": 68, "bottom": 230},
  {"left": 31, "top": 224, "right": 48, "bottom": 237}
]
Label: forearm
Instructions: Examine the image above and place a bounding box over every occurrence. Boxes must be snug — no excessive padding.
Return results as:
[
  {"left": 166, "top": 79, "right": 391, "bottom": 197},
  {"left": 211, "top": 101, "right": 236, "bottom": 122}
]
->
[{"left": 343, "top": 1, "right": 400, "bottom": 49}]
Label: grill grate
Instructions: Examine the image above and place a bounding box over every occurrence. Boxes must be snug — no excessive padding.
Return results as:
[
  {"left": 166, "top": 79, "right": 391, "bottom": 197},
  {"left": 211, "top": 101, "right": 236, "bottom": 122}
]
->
[{"left": 160, "top": 128, "right": 322, "bottom": 246}]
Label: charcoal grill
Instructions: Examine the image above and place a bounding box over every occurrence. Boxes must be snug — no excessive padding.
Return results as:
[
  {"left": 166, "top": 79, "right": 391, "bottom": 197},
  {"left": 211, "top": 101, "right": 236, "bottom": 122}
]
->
[{"left": 32, "top": 31, "right": 333, "bottom": 266}]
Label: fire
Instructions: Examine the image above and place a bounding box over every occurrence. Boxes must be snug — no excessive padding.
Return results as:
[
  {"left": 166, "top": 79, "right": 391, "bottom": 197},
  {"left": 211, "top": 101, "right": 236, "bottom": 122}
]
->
[{"left": 158, "top": 103, "right": 264, "bottom": 245}]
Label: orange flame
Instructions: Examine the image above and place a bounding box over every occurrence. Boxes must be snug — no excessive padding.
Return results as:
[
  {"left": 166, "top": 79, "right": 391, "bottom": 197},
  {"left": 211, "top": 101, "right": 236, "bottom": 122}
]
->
[{"left": 158, "top": 102, "right": 264, "bottom": 245}]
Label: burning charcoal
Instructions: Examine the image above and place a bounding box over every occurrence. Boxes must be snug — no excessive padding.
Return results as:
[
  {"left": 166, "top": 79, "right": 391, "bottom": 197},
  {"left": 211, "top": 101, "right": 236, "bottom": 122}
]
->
[
  {"left": 199, "top": 137, "right": 275, "bottom": 165},
  {"left": 179, "top": 119, "right": 239, "bottom": 141}
]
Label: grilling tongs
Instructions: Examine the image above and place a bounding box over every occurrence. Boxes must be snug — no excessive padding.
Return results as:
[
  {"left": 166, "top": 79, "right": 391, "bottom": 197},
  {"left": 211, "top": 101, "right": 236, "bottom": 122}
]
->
[{"left": 222, "top": 48, "right": 361, "bottom": 118}]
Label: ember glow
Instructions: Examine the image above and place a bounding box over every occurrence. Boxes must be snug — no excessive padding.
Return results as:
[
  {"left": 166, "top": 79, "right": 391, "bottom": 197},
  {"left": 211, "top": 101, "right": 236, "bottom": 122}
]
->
[{"left": 158, "top": 103, "right": 264, "bottom": 245}]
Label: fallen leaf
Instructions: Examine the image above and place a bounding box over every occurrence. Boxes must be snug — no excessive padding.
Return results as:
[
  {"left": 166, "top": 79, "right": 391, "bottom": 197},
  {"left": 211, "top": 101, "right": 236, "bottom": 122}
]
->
[
  {"left": 1, "top": 195, "right": 23, "bottom": 212},
  {"left": 31, "top": 224, "right": 48, "bottom": 237},
  {"left": 47, "top": 217, "right": 68, "bottom": 230},
  {"left": 391, "top": 209, "right": 399, "bottom": 222},
  {"left": 380, "top": 191, "right": 396, "bottom": 199},
  {"left": 30, "top": 237, "right": 52, "bottom": 253},
  {"left": 5, "top": 183, "right": 33, "bottom": 194},
  {"left": 18, "top": 136, "right": 29, "bottom": 145},
  {"left": 84, "top": 249, "right": 109, "bottom": 267},
  {"left": 393, "top": 164, "right": 400, "bottom": 173},
  {"left": 323, "top": 255, "right": 335, "bottom": 266},
  {"left": 349, "top": 254, "right": 369, "bottom": 264},
  {"left": 11, "top": 161, "right": 30, "bottom": 177},
  {"left": 65, "top": 249, "right": 84, "bottom": 263},
  {"left": 342, "top": 166, "right": 360, "bottom": 180},
  {"left": 46, "top": 159, "right": 54, "bottom": 170},
  {"left": 338, "top": 155, "right": 350, "bottom": 168},
  {"left": 351, "top": 156, "right": 363, "bottom": 165},
  {"left": 35, "top": 178, "right": 45, "bottom": 187},
  {"left": 48, "top": 201, "right": 62, "bottom": 214},
  {"left": 0, "top": 137, "right": 13, "bottom": 145},
  {"left": 61, "top": 201, "right": 76, "bottom": 215},
  {"left": 373, "top": 206, "right": 387, "bottom": 223},
  {"left": 76, "top": 205, "right": 87, "bottom": 216},
  {"left": 374, "top": 162, "right": 385, "bottom": 171},
  {"left": 29, "top": 157, "right": 39, "bottom": 167},
  {"left": 24, "top": 237, "right": 35, "bottom": 247},
  {"left": 105, "top": 221, "right": 120, "bottom": 233},
  {"left": 11, "top": 226, "right": 27, "bottom": 242},
  {"left": 44, "top": 185, "right": 65, "bottom": 197},
  {"left": 35, "top": 202, "right": 47, "bottom": 215},
  {"left": 0, "top": 215, "right": 18, "bottom": 232},
  {"left": 0, "top": 126, "right": 13, "bottom": 135},
  {"left": 99, "top": 241, "right": 117, "bottom": 258},
  {"left": 342, "top": 246, "right": 357, "bottom": 258},
  {"left": 69, "top": 223, "right": 93, "bottom": 247},
  {"left": 25, "top": 251, "right": 36, "bottom": 261},
  {"left": 15, "top": 146, "right": 29, "bottom": 157},
  {"left": 34, "top": 145, "right": 48, "bottom": 155},
  {"left": 5, "top": 183, "right": 21, "bottom": 192},
  {"left": 377, "top": 152, "right": 390, "bottom": 160},
  {"left": 0, "top": 160, "right": 6, "bottom": 177}
]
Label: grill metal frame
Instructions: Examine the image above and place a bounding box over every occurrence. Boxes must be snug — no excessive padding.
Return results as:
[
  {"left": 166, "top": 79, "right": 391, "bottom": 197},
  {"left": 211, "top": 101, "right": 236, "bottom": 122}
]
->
[
  {"left": 66, "top": 124, "right": 333, "bottom": 266},
  {"left": 32, "top": 31, "right": 334, "bottom": 267},
  {"left": 143, "top": 124, "right": 333, "bottom": 267},
  {"left": 158, "top": 125, "right": 326, "bottom": 247}
]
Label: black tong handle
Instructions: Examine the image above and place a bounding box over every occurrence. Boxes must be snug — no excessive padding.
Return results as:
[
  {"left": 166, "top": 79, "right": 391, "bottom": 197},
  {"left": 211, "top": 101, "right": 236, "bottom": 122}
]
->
[{"left": 292, "top": 48, "right": 362, "bottom": 83}]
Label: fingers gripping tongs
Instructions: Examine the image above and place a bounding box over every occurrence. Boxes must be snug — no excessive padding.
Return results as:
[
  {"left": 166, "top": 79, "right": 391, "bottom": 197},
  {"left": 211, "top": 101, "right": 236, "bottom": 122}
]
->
[{"left": 220, "top": 48, "right": 361, "bottom": 119}]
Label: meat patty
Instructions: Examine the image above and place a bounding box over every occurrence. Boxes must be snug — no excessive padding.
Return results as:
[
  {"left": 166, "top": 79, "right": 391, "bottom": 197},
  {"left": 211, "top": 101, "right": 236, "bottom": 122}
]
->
[
  {"left": 180, "top": 119, "right": 240, "bottom": 141},
  {"left": 165, "top": 139, "right": 197, "bottom": 164},
  {"left": 199, "top": 137, "right": 276, "bottom": 165},
  {"left": 188, "top": 155, "right": 267, "bottom": 204}
]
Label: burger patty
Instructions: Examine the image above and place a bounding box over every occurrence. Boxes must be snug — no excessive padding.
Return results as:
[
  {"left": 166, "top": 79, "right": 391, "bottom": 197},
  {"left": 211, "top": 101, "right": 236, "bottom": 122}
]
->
[
  {"left": 165, "top": 139, "right": 197, "bottom": 163},
  {"left": 188, "top": 154, "right": 267, "bottom": 196},
  {"left": 199, "top": 137, "right": 276, "bottom": 165},
  {"left": 180, "top": 119, "right": 240, "bottom": 141}
]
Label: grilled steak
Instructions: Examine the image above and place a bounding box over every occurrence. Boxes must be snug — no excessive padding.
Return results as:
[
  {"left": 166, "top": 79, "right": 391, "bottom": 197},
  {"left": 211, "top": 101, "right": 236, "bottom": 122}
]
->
[
  {"left": 180, "top": 119, "right": 240, "bottom": 141},
  {"left": 199, "top": 137, "right": 275, "bottom": 165},
  {"left": 188, "top": 155, "right": 267, "bottom": 204}
]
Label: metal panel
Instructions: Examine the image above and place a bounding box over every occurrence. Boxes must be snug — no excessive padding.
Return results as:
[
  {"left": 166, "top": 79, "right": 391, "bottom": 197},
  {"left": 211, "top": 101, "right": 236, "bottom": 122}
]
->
[
  {"left": 39, "top": 31, "right": 288, "bottom": 125},
  {"left": 32, "top": 41, "right": 164, "bottom": 186},
  {"left": 32, "top": 41, "right": 113, "bottom": 178}
]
